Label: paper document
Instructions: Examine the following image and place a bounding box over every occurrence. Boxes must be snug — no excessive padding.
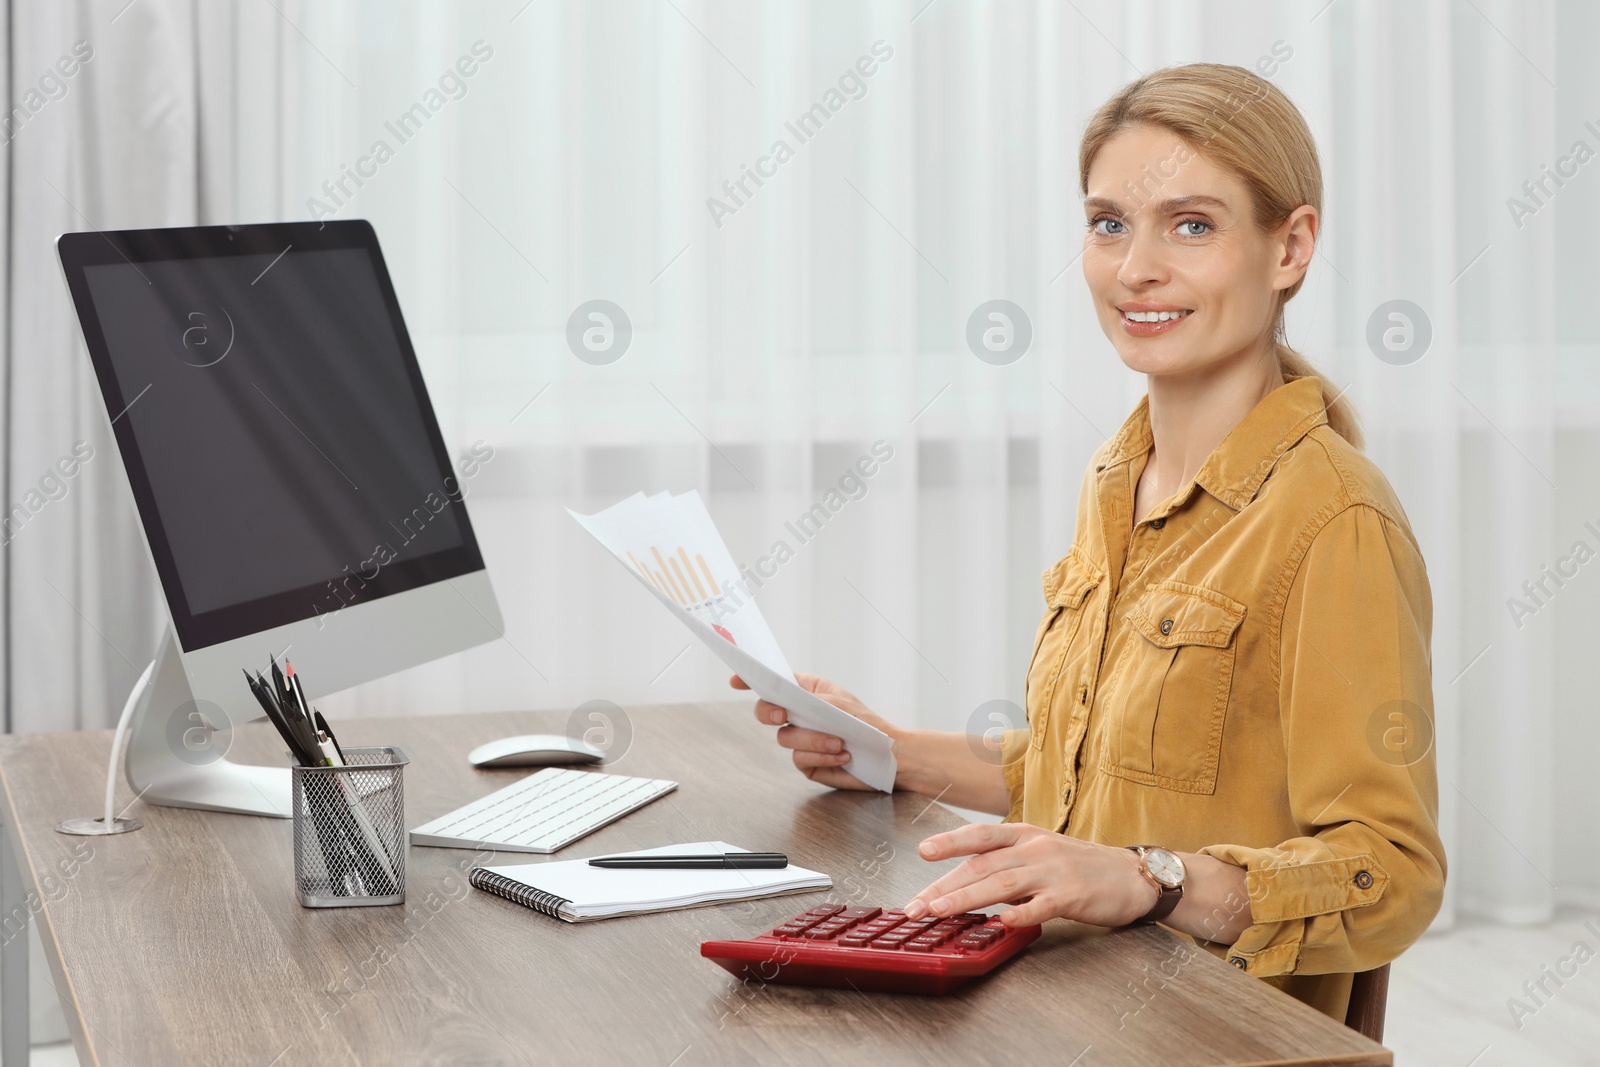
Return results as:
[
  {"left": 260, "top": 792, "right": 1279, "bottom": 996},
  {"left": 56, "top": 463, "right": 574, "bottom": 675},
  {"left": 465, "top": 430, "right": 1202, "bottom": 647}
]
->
[{"left": 567, "top": 491, "right": 897, "bottom": 792}]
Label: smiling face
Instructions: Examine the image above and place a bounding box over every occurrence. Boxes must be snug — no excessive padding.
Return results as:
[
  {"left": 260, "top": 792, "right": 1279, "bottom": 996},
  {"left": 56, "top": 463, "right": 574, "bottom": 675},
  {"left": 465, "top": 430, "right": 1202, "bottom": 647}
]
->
[{"left": 1081, "top": 124, "right": 1316, "bottom": 381}]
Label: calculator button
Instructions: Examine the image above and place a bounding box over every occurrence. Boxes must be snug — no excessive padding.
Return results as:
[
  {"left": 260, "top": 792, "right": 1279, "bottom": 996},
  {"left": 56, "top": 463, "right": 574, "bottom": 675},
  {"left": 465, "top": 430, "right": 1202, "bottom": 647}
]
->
[
  {"left": 837, "top": 907, "right": 882, "bottom": 921},
  {"left": 902, "top": 940, "right": 938, "bottom": 952},
  {"left": 805, "top": 905, "right": 846, "bottom": 917},
  {"left": 838, "top": 935, "right": 874, "bottom": 948}
]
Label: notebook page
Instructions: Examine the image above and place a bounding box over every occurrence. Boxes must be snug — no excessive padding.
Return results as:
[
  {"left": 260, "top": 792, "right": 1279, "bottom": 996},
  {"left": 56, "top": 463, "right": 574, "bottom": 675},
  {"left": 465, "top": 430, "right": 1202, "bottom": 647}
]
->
[{"left": 478, "top": 840, "right": 830, "bottom": 915}]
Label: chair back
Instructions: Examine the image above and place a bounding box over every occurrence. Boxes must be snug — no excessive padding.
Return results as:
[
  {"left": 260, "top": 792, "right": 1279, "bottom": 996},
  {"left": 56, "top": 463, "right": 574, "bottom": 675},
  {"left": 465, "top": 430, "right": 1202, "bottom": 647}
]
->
[{"left": 1344, "top": 963, "right": 1390, "bottom": 1042}]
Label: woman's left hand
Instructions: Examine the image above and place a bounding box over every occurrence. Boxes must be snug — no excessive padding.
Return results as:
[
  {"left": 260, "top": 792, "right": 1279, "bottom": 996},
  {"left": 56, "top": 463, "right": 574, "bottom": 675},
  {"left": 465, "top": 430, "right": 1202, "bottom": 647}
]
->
[{"left": 903, "top": 823, "right": 1158, "bottom": 928}]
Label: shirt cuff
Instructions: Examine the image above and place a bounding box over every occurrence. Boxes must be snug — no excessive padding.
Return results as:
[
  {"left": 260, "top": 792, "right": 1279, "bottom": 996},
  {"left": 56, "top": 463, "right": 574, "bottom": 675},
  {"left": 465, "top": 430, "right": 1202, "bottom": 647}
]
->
[{"left": 1195, "top": 842, "right": 1389, "bottom": 977}]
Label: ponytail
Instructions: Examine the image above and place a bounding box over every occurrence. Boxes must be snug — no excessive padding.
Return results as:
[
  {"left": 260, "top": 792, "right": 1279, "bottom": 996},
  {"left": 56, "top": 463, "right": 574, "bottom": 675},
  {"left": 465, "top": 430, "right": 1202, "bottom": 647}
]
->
[{"left": 1276, "top": 343, "right": 1362, "bottom": 449}]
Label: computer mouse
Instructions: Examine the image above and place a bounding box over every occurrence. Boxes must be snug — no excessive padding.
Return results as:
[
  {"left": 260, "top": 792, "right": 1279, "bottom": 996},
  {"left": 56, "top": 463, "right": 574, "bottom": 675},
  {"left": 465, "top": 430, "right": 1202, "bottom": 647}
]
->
[{"left": 468, "top": 734, "right": 606, "bottom": 768}]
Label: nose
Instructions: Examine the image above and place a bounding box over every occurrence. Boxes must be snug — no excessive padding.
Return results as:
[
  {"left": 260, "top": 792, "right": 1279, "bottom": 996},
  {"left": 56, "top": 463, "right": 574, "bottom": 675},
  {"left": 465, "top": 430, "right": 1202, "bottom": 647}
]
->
[{"left": 1116, "top": 222, "right": 1169, "bottom": 291}]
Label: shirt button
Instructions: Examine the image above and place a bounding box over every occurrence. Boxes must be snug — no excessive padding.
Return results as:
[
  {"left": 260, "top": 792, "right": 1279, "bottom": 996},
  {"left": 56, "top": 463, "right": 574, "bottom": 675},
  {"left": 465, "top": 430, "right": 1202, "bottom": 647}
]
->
[
  {"left": 1354, "top": 870, "right": 1374, "bottom": 889},
  {"left": 1230, "top": 956, "right": 1247, "bottom": 969},
  {"left": 1159, "top": 619, "right": 1174, "bottom": 635},
  {"left": 1151, "top": 517, "right": 1165, "bottom": 529}
]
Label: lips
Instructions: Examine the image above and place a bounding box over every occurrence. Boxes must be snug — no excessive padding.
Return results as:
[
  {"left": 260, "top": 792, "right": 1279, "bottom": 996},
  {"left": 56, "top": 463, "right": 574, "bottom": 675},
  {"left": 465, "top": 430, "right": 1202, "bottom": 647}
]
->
[{"left": 1119, "top": 307, "right": 1194, "bottom": 338}]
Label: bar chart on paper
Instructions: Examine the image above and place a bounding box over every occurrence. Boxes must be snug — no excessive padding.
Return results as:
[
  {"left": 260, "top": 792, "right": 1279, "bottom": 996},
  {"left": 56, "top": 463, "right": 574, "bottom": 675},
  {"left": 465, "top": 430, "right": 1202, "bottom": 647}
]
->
[
  {"left": 627, "top": 543, "right": 739, "bottom": 644},
  {"left": 567, "top": 491, "right": 898, "bottom": 792},
  {"left": 628, "top": 545, "right": 722, "bottom": 606}
]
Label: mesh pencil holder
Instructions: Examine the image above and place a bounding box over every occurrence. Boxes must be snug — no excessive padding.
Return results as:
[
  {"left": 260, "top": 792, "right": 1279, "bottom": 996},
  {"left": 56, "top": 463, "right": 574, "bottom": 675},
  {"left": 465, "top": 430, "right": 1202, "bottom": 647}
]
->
[{"left": 291, "top": 746, "right": 410, "bottom": 908}]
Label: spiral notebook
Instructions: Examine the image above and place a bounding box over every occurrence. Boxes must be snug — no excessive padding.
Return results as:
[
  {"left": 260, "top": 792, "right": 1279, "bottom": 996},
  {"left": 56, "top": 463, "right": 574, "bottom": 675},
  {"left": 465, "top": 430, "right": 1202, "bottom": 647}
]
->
[{"left": 469, "top": 840, "right": 831, "bottom": 923}]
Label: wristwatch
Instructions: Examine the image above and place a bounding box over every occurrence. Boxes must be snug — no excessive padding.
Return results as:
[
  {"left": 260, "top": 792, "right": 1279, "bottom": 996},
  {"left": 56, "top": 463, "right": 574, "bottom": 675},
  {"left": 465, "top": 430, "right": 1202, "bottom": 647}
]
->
[{"left": 1126, "top": 846, "right": 1186, "bottom": 924}]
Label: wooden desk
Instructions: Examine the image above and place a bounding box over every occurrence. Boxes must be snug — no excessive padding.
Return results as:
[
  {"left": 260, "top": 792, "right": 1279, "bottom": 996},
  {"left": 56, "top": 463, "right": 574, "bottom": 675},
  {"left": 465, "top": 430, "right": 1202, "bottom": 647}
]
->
[{"left": 0, "top": 703, "right": 1392, "bottom": 1066}]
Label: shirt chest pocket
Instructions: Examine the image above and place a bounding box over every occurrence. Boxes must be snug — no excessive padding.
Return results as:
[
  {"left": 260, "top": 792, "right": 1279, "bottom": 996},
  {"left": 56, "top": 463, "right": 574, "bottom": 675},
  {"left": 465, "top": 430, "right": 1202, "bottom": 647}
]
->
[
  {"left": 1024, "top": 548, "right": 1104, "bottom": 751},
  {"left": 1101, "top": 579, "right": 1246, "bottom": 793}
]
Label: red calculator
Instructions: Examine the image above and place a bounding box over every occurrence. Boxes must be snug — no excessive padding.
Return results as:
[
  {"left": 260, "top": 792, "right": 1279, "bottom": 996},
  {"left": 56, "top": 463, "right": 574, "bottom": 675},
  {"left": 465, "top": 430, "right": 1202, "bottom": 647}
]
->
[{"left": 701, "top": 903, "right": 1041, "bottom": 995}]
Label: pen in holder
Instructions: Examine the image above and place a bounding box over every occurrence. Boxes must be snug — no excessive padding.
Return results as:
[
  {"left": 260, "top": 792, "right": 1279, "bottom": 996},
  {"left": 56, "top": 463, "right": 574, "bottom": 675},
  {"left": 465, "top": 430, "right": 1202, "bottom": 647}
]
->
[{"left": 291, "top": 746, "right": 409, "bottom": 908}]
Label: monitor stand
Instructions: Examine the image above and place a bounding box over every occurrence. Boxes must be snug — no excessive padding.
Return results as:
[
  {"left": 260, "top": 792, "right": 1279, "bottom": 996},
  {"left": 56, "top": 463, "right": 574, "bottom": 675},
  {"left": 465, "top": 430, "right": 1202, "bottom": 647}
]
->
[{"left": 120, "top": 628, "right": 291, "bottom": 818}]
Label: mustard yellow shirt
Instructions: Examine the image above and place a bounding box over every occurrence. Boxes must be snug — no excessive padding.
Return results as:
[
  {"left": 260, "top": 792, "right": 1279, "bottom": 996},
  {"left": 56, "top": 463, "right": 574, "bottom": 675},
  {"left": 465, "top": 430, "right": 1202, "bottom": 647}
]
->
[{"left": 1000, "top": 373, "right": 1446, "bottom": 1023}]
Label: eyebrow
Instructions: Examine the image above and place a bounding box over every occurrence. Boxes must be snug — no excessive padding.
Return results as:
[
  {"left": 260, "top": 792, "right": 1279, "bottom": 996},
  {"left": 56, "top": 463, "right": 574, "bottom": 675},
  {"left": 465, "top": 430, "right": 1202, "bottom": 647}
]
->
[{"left": 1083, "top": 194, "right": 1231, "bottom": 215}]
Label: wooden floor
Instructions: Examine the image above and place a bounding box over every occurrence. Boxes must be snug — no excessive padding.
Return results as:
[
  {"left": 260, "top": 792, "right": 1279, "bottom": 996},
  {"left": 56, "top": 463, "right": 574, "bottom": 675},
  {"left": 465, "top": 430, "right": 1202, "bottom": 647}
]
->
[{"left": 22, "top": 907, "right": 1599, "bottom": 1065}]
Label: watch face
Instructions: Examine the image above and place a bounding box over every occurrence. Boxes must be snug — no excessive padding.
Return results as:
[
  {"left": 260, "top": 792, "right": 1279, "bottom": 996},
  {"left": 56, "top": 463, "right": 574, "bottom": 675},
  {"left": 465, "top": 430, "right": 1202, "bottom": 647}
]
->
[{"left": 1144, "top": 848, "right": 1186, "bottom": 889}]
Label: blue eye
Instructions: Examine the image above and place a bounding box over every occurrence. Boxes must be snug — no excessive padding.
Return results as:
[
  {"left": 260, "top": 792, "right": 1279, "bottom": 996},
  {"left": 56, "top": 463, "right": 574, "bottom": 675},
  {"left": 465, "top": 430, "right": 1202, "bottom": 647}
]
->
[
  {"left": 1177, "top": 219, "right": 1212, "bottom": 236},
  {"left": 1091, "top": 217, "right": 1125, "bottom": 235}
]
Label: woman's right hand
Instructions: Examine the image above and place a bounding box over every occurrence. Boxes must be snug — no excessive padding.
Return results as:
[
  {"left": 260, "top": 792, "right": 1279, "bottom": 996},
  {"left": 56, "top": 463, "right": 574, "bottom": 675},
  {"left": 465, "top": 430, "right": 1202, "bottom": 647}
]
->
[{"left": 729, "top": 672, "right": 901, "bottom": 792}]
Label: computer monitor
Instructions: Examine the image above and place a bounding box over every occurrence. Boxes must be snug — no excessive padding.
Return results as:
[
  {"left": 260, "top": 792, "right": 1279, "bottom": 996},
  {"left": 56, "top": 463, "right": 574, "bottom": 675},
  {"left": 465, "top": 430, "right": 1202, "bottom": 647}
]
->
[{"left": 56, "top": 220, "right": 503, "bottom": 817}]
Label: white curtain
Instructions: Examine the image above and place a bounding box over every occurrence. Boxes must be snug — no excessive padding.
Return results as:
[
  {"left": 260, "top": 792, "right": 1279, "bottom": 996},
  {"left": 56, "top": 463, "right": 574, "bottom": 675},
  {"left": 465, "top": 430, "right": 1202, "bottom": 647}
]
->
[{"left": 5, "top": 0, "right": 1595, "bottom": 940}]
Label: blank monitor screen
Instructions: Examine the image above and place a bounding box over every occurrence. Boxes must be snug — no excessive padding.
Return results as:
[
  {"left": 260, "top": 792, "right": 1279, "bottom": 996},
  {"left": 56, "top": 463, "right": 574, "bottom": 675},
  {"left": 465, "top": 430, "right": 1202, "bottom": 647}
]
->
[{"left": 58, "top": 221, "right": 486, "bottom": 651}]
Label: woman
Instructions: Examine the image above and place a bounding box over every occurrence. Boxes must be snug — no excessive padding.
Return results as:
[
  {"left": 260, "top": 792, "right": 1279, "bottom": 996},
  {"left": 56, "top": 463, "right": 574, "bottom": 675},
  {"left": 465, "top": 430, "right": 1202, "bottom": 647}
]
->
[{"left": 731, "top": 62, "right": 1446, "bottom": 1024}]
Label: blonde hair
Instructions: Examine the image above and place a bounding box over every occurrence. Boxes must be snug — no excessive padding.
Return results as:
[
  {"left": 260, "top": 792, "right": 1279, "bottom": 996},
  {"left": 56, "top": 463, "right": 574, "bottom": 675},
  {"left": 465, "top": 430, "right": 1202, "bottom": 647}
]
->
[{"left": 1078, "top": 62, "right": 1362, "bottom": 449}]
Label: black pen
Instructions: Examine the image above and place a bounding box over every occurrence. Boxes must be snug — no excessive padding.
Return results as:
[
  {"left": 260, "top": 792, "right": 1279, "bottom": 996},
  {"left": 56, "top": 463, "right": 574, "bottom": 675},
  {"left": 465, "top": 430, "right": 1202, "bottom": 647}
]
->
[
  {"left": 588, "top": 853, "right": 789, "bottom": 870},
  {"left": 314, "top": 710, "right": 346, "bottom": 764},
  {"left": 287, "top": 661, "right": 313, "bottom": 721}
]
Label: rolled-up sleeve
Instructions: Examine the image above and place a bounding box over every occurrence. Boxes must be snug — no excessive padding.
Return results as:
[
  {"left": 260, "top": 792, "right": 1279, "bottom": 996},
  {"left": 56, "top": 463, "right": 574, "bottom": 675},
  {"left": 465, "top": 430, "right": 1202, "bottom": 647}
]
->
[{"left": 1196, "top": 502, "right": 1446, "bottom": 977}]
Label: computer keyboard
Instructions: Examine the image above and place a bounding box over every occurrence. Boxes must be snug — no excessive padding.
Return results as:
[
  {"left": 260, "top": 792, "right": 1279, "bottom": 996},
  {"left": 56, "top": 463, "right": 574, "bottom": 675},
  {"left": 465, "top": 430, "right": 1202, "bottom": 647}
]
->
[
  {"left": 409, "top": 767, "right": 677, "bottom": 853},
  {"left": 701, "top": 904, "right": 1041, "bottom": 995}
]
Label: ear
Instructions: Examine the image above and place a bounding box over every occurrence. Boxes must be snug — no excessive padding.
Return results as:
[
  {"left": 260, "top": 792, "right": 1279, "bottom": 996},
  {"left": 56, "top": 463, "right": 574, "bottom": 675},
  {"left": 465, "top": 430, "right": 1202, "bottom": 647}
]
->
[{"left": 1271, "top": 205, "right": 1319, "bottom": 293}]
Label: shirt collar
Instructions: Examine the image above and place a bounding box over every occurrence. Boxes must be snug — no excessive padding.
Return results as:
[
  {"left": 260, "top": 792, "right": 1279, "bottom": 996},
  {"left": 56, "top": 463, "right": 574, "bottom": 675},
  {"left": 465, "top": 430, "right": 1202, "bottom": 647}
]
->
[{"left": 1094, "top": 373, "right": 1330, "bottom": 511}]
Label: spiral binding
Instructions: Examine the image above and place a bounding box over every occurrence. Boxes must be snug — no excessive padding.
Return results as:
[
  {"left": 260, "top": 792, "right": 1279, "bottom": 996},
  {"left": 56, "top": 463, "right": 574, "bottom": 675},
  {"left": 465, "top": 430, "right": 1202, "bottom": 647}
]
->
[{"left": 469, "top": 868, "right": 572, "bottom": 919}]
